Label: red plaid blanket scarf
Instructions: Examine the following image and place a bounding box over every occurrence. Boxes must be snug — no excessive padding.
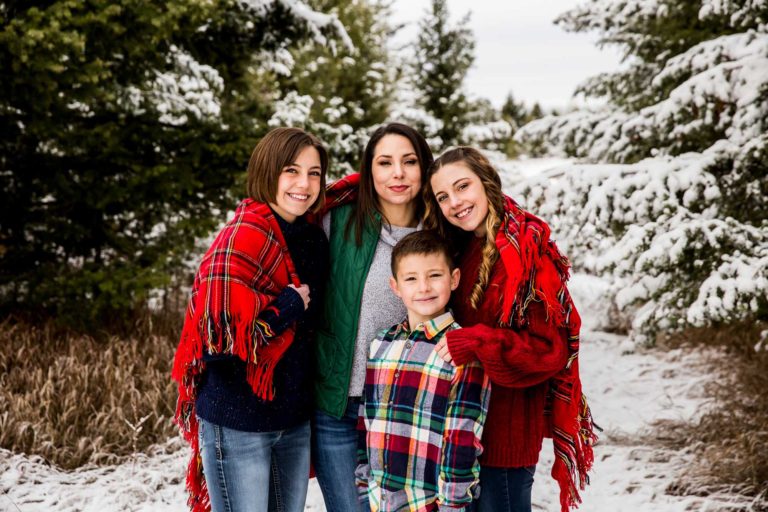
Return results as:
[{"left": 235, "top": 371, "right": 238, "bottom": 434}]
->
[
  {"left": 496, "top": 195, "right": 598, "bottom": 511},
  {"left": 171, "top": 199, "right": 300, "bottom": 512}
]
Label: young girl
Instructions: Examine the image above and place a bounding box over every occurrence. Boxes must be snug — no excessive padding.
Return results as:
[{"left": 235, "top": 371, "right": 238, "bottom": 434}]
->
[
  {"left": 172, "top": 127, "right": 329, "bottom": 512},
  {"left": 425, "top": 147, "right": 597, "bottom": 512}
]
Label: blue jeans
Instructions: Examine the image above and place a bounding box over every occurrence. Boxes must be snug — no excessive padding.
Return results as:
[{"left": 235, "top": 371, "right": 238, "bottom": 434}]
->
[
  {"left": 476, "top": 465, "right": 536, "bottom": 512},
  {"left": 311, "top": 399, "right": 369, "bottom": 512},
  {"left": 198, "top": 417, "right": 310, "bottom": 512}
]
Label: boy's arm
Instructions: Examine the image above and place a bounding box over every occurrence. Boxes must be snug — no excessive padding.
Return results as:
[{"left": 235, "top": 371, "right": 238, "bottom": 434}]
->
[{"left": 437, "top": 361, "right": 491, "bottom": 511}]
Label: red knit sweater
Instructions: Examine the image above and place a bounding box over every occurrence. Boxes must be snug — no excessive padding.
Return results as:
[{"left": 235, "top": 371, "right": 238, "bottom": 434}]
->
[{"left": 448, "top": 236, "right": 571, "bottom": 468}]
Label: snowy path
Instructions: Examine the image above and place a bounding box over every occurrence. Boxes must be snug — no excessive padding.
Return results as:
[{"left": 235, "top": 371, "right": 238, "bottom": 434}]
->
[{"left": 0, "top": 275, "right": 746, "bottom": 512}]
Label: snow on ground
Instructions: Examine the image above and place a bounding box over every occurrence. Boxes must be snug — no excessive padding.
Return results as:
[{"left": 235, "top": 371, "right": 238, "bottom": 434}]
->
[
  {"left": 0, "top": 158, "right": 756, "bottom": 511},
  {"left": 0, "top": 272, "right": 749, "bottom": 512}
]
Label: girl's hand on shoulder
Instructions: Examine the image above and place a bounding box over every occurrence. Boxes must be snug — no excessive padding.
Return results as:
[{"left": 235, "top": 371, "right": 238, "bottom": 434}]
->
[
  {"left": 288, "top": 283, "right": 311, "bottom": 310},
  {"left": 435, "top": 338, "right": 455, "bottom": 366}
]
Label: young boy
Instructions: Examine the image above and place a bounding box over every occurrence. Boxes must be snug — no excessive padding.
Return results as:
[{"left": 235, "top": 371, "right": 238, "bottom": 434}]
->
[{"left": 356, "top": 230, "right": 491, "bottom": 511}]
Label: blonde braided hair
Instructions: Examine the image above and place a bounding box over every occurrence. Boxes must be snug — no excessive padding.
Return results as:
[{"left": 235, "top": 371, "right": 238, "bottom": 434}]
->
[{"left": 424, "top": 147, "right": 506, "bottom": 309}]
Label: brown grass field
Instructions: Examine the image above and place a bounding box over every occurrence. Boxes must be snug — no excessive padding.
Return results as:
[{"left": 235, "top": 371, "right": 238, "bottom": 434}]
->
[
  {"left": 660, "top": 320, "right": 768, "bottom": 503},
  {"left": 0, "top": 318, "right": 178, "bottom": 469}
]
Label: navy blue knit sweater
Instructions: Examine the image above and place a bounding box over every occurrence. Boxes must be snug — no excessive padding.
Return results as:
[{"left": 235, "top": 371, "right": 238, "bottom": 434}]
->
[{"left": 195, "top": 210, "right": 329, "bottom": 432}]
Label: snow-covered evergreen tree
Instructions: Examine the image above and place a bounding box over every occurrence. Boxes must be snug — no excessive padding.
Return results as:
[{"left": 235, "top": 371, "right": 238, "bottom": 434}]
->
[
  {"left": 413, "top": 0, "right": 475, "bottom": 147},
  {"left": 513, "top": 0, "right": 768, "bottom": 342}
]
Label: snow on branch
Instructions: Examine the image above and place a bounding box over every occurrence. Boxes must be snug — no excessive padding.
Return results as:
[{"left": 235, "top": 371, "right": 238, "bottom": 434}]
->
[
  {"left": 240, "top": 0, "right": 353, "bottom": 51},
  {"left": 510, "top": 147, "right": 768, "bottom": 343},
  {"left": 119, "top": 46, "right": 224, "bottom": 126},
  {"left": 152, "top": 47, "right": 225, "bottom": 126},
  {"left": 462, "top": 121, "right": 513, "bottom": 152},
  {"left": 268, "top": 91, "right": 368, "bottom": 177},
  {"left": 516, "top": 32, "right": 768, "bottom": 162},
  {"left": 699, "top": 0, "right": 768, "bottom": 27},
  {"left": 515, "top": 2, "right": 768, "bottom": 343},
  {"left": 556, "top": 0, "right": 663, "bottom": 34}
]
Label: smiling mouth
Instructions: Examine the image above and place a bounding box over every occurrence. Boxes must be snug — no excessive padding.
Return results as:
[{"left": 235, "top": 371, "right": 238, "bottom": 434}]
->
[
  {"left": 389, "top": 185, "right": 409, "bottom": 192},
  {"left": 455, "top": 206, "right": 473, "bottom": 219},
  {"left": 287, "top": 193, "right": 310, "bottom": 201},
  {"left": 415, "top": 297, "right": 437, "bottom": 302}
]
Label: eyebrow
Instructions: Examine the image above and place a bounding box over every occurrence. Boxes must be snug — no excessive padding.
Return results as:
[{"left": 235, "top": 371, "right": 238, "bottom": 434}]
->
[
  {"left": 286, "top": 162, "right": 322, "bottom": 170},
  {"left": 401, "top": 267, "right": 445, "bottom": 274},
  {"left": 375, "top": 152, "right": 417, "bottom": 159}
]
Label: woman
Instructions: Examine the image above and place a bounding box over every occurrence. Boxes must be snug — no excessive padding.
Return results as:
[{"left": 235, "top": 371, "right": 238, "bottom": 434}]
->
[
  {"left": 172, "top": 127, "right": 330, "bottom": 512},
  {"left": 312, "top": 123, "right": 434, "bottom": 512},
  {"left": 425, "top": 147, "right": 597, "bottom": 512}
]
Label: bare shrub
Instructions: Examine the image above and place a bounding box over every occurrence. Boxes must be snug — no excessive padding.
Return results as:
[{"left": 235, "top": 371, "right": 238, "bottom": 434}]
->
[
  {"left": 657, "top": 320, "right": 768, "bottom": 508},
  {"left": 0, "top": 317, "right": 178, "bottom": 469}
]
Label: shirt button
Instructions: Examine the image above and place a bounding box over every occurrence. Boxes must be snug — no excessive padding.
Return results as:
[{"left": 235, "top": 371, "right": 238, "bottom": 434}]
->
[
  {"left": 394, "top": 372, "right": 400, "bottom": 379},
  {"left": 405, "top": 342, "right": 412, "bottom": 349}
]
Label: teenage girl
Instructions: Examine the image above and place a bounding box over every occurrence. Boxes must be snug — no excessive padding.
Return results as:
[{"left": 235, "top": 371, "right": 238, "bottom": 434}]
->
[{"left": 172, "top": 127, "right": 329, "bottom": 512}]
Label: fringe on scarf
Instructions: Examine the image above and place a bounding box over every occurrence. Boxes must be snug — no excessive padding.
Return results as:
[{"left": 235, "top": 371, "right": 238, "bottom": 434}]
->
[
  {"left": 550, "top": 340, "right": 600, "bottom": 512},
  {"left": 495, "top": 197, "right": 599, "bottom": 511},
  {"left": 172, "top": 308, "right": 290, "bottom": 512}
]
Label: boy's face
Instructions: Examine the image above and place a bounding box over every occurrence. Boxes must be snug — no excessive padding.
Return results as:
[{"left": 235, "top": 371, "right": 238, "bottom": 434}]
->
[{"left": 390, "top": 252, "right": 460, "bottom": 326}]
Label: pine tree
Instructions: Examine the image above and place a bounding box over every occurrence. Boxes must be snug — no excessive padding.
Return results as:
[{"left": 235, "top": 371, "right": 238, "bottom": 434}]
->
[
  {"left": 527, "top": 102, "right": 544, "bottom": 123},
  {"left": 0, "top": 0, "right": 348, "bottom": 329},
  {"left": 413, "top": 0, "right": 475, "bottom": 147},
  {"left": 500, "top": 93, "right": 528, "bottom": 130}
]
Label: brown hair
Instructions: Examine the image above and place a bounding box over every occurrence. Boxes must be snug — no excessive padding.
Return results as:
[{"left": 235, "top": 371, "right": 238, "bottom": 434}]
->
[
  {"left": 246, "top": 127, "right": 328, "bottom": 213},
  {"left": 346, "top": 123, "right": 433, "bottom": 245},
  {"left": 423, "top": 147, "right": 505, "bottom": 309},
  {"left": 390, "top": 230, "right": 456, "bottom": 278}
]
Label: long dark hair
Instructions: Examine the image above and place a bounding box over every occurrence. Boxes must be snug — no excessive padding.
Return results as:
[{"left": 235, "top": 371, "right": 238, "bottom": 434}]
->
[{"left": 346, "top": 123, "right": 433, "bottom": 245}]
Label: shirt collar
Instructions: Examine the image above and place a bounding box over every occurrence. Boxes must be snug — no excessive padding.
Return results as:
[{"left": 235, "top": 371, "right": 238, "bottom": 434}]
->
[{"left": 393, "top": 310, "right": 455, "bottom": 340}]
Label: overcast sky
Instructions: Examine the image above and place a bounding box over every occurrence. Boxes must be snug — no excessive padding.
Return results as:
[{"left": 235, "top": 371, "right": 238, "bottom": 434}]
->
[{"left": 390, "top": 0, "right": 623, "bottom": 110}]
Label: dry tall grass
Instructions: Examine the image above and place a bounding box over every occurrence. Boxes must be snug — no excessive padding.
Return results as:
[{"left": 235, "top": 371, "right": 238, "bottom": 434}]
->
[
  {"left": 659, "top": 320, "right": 768, "bottom": 508},
  {"left": 0, "top": 318, "right": 178, "bottom": 469}
]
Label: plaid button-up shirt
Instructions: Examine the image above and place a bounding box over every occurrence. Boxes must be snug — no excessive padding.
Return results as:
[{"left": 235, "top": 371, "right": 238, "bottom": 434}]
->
[{"left": 356, "top": 311, "right": 491, "bottom": 511}]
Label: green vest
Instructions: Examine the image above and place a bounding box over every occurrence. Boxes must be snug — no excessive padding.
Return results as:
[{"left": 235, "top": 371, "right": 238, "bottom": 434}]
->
[{"left": 314, "top": 204, "right": 380, "bottom": 418}]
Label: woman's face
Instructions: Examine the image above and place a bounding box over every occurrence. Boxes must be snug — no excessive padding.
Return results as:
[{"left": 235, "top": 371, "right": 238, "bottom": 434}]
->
[
  {"left": 270, "top": 145, "right": 322, "bottom": 223},
  {"left": 371, "top": 134, "right": 422, "bottom": 210},
  {"left": 429, "top": 162, "right": 490, "bottom": 237}
]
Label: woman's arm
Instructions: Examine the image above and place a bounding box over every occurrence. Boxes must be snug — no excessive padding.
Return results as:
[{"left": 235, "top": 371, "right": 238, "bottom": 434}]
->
[{"left": 442, "top": 301, "right": 573, "bottom": 388}]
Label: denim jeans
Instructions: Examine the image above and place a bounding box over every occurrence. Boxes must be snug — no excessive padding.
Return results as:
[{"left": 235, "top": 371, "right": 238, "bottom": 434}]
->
[
  {"left": 311, "top": 399, "right": 369, "bottom": 512},
  {"left": 476, "top": 465, "right": 536, "bottom": 512},
  {"left": 198, "top": 417, "right": 310, "bottom": 512}
]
